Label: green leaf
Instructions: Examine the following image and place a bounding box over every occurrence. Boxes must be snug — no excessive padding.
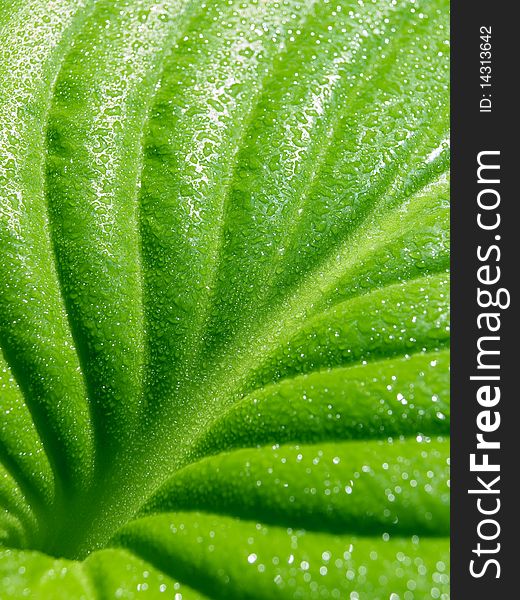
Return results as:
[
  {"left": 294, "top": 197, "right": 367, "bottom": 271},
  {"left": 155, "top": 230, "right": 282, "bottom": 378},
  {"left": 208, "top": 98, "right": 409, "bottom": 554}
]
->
[
  {"left": 116, "top": 512, "right": 449, "bottom": 600},
  {"left": 0, "top": 0, "right": 449, "bottom": 597}
]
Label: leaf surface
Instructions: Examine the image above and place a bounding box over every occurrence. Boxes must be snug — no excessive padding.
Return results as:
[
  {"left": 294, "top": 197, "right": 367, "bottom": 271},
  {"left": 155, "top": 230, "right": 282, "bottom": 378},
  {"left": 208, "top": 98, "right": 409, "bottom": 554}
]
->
[{"left": 0, "top": 0, "right": 449, "bottom": 597}]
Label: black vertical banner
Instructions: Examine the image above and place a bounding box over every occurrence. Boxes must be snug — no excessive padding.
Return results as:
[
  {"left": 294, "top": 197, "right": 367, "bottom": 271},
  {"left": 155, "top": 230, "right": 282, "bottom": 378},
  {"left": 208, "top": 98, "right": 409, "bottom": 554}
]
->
[{"left": 451, "top": 1, "right": 517, "bottom": 598}]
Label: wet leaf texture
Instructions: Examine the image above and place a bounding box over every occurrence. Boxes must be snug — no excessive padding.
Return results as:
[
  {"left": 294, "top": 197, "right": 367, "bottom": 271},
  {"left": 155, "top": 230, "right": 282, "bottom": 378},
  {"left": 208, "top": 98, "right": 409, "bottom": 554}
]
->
[{"left": 0, "top": 0, "right": 449, "bottom": 597}]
